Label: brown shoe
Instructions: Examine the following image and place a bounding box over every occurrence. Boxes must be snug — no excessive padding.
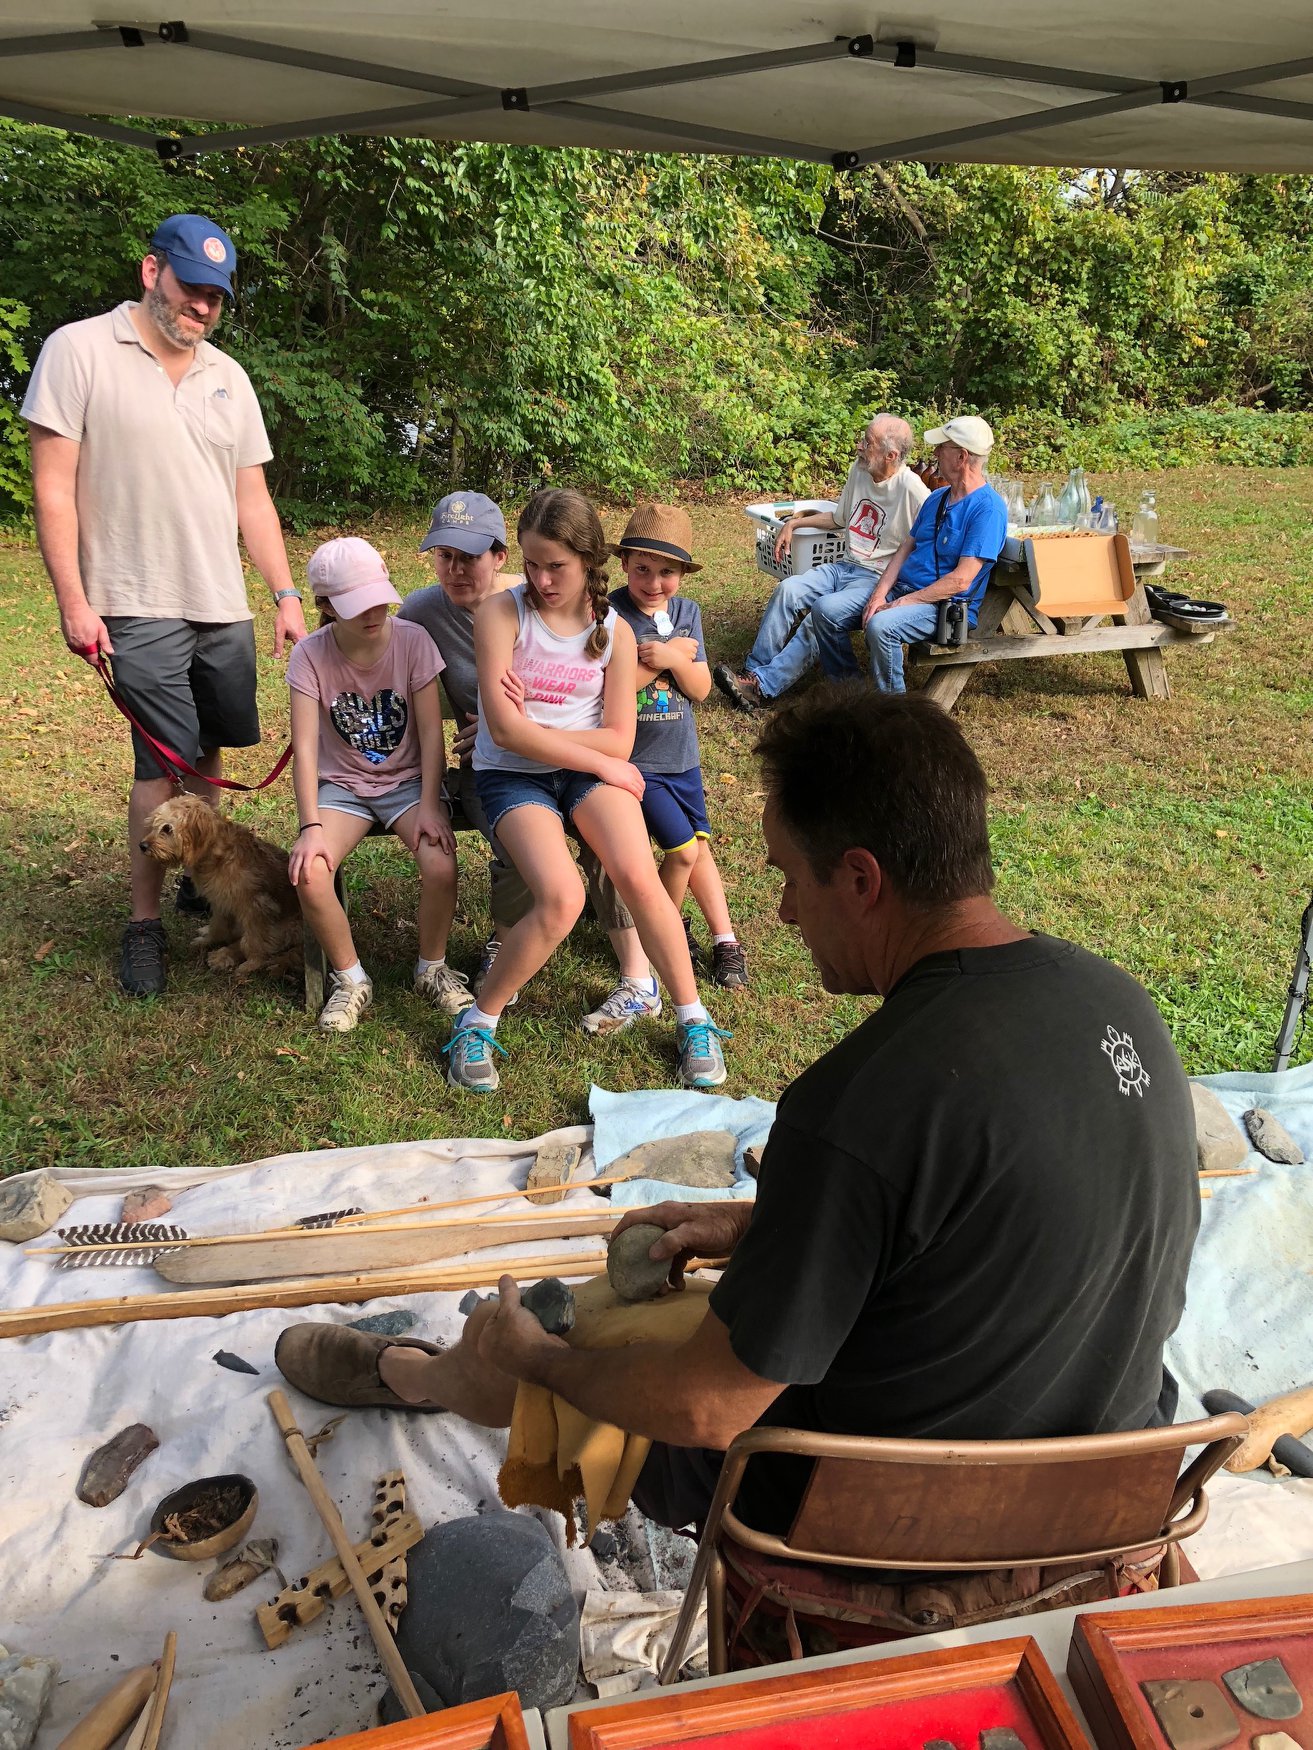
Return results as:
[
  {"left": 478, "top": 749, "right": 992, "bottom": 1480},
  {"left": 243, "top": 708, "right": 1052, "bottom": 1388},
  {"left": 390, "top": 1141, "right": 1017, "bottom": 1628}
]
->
[
  {"left": 712, "top": 663, "right": 766, "bottom": 713},
  {"left": 274, "top": 1323, "right": 445, "bottom": 1409}
]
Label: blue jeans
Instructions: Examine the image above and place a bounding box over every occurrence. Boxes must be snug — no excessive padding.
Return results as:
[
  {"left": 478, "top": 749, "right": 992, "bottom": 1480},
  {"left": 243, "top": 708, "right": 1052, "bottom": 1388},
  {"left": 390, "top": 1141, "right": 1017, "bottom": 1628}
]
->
[
  {"left": 811, "top": 588, "right": 942, "bottom": 694},
  {"left": 746, "top": 559, "right": 875, "bottom": 700}
]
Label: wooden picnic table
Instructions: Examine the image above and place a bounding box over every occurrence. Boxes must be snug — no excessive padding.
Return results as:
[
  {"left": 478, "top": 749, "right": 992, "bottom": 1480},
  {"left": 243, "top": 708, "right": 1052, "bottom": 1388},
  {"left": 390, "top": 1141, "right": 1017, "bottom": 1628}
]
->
[{"left": 911, "top": 537, "right": 1232, "bottom": 710}]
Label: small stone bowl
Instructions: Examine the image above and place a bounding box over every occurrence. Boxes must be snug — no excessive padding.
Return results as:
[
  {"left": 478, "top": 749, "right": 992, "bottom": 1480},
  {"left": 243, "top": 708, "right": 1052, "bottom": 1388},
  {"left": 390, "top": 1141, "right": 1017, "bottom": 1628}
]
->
[{"left": 148, "top": 1473, "right": 258, "bottom": 1561}]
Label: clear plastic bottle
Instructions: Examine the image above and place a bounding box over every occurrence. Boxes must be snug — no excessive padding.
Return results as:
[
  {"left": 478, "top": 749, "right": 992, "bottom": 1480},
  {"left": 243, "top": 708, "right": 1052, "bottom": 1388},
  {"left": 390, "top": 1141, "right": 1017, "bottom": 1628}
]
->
[
  {"left": 1030, "top": 482, "right": 1059, "bottom": 525},
  {"left": 1131, "top": 491, "right": 1159, "bottom": 545}
]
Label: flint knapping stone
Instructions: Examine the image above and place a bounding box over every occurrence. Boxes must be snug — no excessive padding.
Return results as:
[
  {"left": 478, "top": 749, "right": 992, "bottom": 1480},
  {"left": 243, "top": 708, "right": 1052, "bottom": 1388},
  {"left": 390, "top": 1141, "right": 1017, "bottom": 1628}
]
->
[
  {"left": 121, "top": 1185, "right": 173, "bottom": 1224},
  {"left": 0, "top": 1652, "right": 59, "bottom": 1750},
  {"left": 607, "top": 1225, "right": 671, "bottom": 1303},
  {"left": 527, "top": 1141, "right": 583, "bottom": 1206},
  {"left": 1222, "top": 1659, "right": 1302, "bottom": 1721},
  {"left": 609, "top": 1131, "right": 737, "bottom": 1190},
  {"left": 1191, "top": 1085, "right": 1250, "bottom": 1174},
  {"left": 394, "top": 1510, "right": 579, "bottom": 1712},
  {"left": 521, "top": 1277, "right": 576, "bottom": 1336},
  {"left": 980, "top": 1734, "right": 1026, "bottom": 1750},
  {"left": 76, "top": 1423, "right": 159, "bottom": 1507},
  {"left": 379, "top": 1671, "right": 442, "bottom": 1728},
  {"left": 349, "top": 1310, "right": 419, "bottom": 1337},
  {"left": 1244, "top": 1109, "right": 1304, "bottom": 1166},
  {"left": 1253, "top": 1736, "right": 1303, "bottom": 1750},
  {"left": 0, "top": 1172, "right": 74, "bottom": 1244}
]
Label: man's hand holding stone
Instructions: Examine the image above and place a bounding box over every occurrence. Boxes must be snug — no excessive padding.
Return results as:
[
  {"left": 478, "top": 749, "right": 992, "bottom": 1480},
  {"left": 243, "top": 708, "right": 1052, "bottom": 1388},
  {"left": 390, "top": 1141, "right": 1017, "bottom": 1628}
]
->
[
  {"left": 476, "top": 1275, "right": 569, "bottom": 1385},
  {"left": 613, "top": 1200, "right": 751, "bottom": 1290}
]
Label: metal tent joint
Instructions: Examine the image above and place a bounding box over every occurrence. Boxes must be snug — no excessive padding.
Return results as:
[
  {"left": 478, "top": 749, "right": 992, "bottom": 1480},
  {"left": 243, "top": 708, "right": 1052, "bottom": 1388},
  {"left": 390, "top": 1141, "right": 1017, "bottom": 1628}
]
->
[
  {"left": 894, "top": 41, "right": 917, "bottom": 70},
  {"left": 501, "top": 87, "right": 529, "bottom": 110},
  {"left": 1161, "top": 80, "right": 1188, "bottom": 103},
  {"left": 847, "top": 35, "right": 874, "bottom": 59}
]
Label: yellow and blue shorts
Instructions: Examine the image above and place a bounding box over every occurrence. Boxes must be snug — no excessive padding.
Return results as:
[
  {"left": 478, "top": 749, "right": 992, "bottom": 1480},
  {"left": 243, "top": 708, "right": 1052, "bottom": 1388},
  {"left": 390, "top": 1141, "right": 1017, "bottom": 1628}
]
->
[{"left": 640, "top": 765, "right": 712, "bottom": 853}]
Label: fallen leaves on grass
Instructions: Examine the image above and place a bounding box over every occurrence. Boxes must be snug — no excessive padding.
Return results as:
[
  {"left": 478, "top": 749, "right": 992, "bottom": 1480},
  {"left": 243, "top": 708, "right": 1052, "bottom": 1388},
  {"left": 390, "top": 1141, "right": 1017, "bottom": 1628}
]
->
[{"left": 33, "top": 940, "right": 53, "bottom": 962}]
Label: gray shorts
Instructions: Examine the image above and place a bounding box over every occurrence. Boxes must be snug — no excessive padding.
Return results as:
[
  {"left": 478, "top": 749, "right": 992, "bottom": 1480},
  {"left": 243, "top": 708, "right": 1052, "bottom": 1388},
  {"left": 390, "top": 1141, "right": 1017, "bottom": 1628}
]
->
[
  {"left": 318, "top": 776, "right": 423, "bottom": 831},
  {"left": 104, "top": 617, "right": 259, "bottom": 782}
]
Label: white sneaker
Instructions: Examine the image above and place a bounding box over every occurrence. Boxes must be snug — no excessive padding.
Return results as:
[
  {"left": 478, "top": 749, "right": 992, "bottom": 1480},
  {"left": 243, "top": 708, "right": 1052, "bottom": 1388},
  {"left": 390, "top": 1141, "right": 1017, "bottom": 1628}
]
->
[
  {"left": 414, "top": 961, "right": 472, "bottom": 1016},
  {"left": 319, "top": 972, "right": 373, "bottom": 1033},
  {"left": 581, "top": 978, "right": 663, "bottom": 1036}
]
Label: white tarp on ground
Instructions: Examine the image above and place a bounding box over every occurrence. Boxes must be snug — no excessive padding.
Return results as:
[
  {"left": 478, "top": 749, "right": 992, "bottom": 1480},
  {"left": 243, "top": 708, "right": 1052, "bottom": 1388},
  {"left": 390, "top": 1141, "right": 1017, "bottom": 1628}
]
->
[
  {"left": 6, "top": 3, "right": 1313, "bottom": 174},
  {"left": 4, "top": 1076, "right": 1313, "bottom": 1745}
]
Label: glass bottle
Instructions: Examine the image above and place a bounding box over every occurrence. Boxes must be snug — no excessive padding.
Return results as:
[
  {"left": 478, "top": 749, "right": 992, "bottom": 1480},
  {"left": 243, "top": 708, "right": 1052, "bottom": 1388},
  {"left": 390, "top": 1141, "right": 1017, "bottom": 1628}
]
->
[
  {"left": 1030, "top": 482, "right": 1058, "bottom": 525},
  {"left": 1131, "top": 491, "right": 1159, "bottom": 545},
  {"left": 1096, "top": 501, "right": 1118, "bottom": 534},
  {"left": 1058, "top": 466, "right": 1091, "bottom": 525}
]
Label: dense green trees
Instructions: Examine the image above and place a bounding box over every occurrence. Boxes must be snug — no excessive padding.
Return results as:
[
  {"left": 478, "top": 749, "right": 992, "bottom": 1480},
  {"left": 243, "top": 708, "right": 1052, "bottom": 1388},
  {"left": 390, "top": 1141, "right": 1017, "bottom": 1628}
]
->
[{"left": 3, "top": 119, "right": 1313, "bottom": 517}]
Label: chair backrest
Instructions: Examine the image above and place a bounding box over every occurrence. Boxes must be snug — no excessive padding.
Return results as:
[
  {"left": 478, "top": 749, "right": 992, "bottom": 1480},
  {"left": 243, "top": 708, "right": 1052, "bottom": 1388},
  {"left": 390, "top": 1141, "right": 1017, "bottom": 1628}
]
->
[{"left": 719, "top": 1414, "right": 1247, "bottom": 1572}]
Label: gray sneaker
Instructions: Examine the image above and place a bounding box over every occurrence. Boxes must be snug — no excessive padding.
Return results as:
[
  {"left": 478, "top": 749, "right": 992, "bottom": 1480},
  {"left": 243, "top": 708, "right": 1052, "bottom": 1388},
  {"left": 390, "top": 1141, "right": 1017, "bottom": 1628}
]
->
[
  {"left": 443, "top": 1013, "right": 508, "bottom": 1093},
  {"left": 414, "top": 961, "right": 472, "bottom": 1016},
  {"left": 474, "top": 935, "right": 518, "bottom": 1007},
  {"left": 582, "top": 978, "right": 663, "bottom": 1036},
  {"left": 676, "top": 1017, "right": 732, "bottom": 1089},
  {"left": 318, "top": 971, "right": 373, "bottom": 1033}
]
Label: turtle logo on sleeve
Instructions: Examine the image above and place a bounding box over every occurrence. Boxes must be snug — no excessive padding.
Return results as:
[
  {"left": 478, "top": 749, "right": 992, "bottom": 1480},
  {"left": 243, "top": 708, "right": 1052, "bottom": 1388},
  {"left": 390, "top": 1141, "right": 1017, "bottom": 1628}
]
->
[{"left": 1101, "top": 1024, "right": 1150, "bottom": 1097}]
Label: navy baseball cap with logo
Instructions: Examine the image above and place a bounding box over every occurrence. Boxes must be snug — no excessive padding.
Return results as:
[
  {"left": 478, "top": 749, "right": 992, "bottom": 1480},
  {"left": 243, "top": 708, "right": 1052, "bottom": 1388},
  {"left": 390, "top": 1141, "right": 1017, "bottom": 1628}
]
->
[
  {"left": 149, "top": 214, "right": 237, "bottom": 300},
  {"left": 419, "top": 492, "right": 508, "bottom": 556}
]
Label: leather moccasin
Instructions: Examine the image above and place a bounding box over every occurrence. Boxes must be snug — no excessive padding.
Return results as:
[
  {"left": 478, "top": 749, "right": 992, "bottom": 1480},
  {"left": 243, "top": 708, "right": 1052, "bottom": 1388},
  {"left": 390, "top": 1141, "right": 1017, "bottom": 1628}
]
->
[{"left": 274, "top": 1323, "right": 445, "bottom": 1409}]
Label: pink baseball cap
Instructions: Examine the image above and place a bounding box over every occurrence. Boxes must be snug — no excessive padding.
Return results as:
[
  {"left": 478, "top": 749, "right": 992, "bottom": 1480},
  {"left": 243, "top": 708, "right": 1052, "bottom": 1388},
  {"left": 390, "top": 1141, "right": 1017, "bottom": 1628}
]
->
[{"left": 306, "top": 537, "right": 401, "bottom": 619}]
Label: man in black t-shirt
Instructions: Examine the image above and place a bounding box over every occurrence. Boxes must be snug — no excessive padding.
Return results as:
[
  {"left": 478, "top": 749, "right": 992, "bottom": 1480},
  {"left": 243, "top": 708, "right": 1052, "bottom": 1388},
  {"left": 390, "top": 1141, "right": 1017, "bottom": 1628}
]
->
[{"left": 277, "top": 687, "right": 1198, "bottom": 1540}]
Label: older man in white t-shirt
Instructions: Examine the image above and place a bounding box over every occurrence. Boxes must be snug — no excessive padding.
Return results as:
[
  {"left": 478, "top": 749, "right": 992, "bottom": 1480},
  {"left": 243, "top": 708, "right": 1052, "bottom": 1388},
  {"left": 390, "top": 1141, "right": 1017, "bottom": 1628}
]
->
[
  {"left": 23, "top": 214, "right": 304, "bottom": 997},
  {"left": 714, "top": 413, "right": 927, "bottom": 711}
]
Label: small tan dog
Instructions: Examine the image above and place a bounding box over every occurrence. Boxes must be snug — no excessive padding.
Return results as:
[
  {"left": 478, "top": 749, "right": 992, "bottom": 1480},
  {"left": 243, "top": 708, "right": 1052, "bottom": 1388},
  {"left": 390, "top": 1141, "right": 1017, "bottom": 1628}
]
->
[{"left": 139, "top": 794, "right": 301, "bottom": 979}]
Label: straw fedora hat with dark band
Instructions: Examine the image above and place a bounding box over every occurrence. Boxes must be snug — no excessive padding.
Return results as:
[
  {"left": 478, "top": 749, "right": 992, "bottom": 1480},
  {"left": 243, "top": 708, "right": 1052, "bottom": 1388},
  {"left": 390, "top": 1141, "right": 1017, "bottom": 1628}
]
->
[{"left": 610, "top": 503, "right": 703, "bottom": 574}]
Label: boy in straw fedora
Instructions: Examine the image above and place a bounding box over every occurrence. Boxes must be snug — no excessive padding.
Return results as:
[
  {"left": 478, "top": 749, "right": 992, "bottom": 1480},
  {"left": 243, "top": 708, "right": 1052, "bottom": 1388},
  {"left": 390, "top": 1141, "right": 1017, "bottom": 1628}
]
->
[{"left": 607, "top": 504, "right": 749, "bottom": 992}]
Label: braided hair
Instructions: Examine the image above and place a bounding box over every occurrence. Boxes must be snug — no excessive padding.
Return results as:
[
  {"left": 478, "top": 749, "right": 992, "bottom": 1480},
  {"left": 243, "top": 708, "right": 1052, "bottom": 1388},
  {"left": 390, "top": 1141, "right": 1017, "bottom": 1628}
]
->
[{"left": 517, "top": 489, "right": 611, "bottom": 659}]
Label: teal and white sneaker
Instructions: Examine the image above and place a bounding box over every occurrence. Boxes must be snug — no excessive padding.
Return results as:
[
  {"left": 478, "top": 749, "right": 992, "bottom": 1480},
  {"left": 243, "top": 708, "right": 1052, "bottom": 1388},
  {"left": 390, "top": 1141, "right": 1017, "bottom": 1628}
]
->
[
  {"left": 676, "top": 1017, "right": 732, "bottom": 1089},
  {"left": 582, "top": 978, "right": 663, "bottom": 1036},
  {"left": 442, "top": 1014, "right": 508, "bottom": 1093}
]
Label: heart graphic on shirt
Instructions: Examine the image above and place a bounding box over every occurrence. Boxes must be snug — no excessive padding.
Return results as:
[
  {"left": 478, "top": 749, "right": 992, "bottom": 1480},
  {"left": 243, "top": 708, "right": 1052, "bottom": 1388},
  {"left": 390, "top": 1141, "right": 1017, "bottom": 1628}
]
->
[{"left": 329, "top": 688, "right": 408, "bottom": 766}]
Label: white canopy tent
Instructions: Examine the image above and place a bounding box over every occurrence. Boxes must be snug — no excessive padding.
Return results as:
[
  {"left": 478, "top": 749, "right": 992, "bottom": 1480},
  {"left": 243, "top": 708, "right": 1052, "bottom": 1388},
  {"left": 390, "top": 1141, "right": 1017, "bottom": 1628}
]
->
[{"left": 3, "top": 3, "right": 1313, "bottom": 173}]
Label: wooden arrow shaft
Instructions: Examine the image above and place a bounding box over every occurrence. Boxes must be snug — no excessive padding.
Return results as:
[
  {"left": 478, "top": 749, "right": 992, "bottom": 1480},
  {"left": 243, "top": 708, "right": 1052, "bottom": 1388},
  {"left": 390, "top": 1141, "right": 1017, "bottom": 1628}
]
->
[{"left": 0, "top": 1250, "right": 612, "bottom": 1338}]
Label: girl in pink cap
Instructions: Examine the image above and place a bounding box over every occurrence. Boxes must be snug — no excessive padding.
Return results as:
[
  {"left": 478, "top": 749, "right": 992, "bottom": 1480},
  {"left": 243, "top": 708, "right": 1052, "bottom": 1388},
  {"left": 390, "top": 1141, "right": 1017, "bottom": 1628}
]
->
[{"left": 286, "top": 536, "right": 467, "bottom": 1032}]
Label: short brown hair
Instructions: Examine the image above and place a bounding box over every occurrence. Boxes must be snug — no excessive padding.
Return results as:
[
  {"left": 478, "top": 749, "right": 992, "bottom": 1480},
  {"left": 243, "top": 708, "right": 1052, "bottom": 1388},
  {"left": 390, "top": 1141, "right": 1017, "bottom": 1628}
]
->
[{"left": 755, "top": 684, "right": 995, "bottom": 904}]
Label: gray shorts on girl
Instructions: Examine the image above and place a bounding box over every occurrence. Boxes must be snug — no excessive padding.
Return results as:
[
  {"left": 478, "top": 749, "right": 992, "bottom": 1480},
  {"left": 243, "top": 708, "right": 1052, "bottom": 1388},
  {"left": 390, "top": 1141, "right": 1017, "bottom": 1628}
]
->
[{"left": 317, "top": 776, "right": 423, "bottom": 830}]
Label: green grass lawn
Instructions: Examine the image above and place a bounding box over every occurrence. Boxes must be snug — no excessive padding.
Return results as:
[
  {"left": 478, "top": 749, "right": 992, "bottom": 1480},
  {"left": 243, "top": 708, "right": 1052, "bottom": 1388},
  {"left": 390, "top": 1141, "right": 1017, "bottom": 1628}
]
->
[{"left": 2, "top": 467, "right": 1311, "bottom": 1174}]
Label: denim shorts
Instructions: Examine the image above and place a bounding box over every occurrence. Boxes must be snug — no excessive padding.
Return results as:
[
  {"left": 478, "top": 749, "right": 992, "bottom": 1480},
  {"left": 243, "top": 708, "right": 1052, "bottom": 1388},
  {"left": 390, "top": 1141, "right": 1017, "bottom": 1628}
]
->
[
  {"left": 474, "top": 766, "right": 603, "bottom": 834},
  {"left": 318, "top": 775, "right": 423, "bottom": 831}
]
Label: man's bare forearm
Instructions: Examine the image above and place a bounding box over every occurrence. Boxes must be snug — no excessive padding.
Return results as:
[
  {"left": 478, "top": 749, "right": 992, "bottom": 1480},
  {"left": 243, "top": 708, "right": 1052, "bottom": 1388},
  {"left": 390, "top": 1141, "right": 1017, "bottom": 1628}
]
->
[
  {"left": 237, "top": 488, "right": 295, "bottom": 595},
  {"left": 530, "top": 1339, "right": 731, "bottom": 1447}
]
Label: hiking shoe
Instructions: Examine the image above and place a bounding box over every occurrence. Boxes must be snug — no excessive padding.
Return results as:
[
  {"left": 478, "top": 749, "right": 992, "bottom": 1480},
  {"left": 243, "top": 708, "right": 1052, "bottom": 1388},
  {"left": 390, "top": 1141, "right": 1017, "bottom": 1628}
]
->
[
  {"left": 120, "top": 918, "right": 167, "bottom": 997},
  {"left": 683, "top": 915, "right": 706, "bottom": 972},
  {"left": 414, "top": 961, "right": 472, "bottom": 1016},
  {"left": 274, "top": 1323, "right": 446, "bottom": 1409},
  {"left": 713, "top": 663, "right": 766, "bottom": 713},
  {"left": 582, "top": 978, "right": 663, "bottom": 1036},
  {"left": 443, "top": 1015, "right": 508, "bottom": 1092},
  {"left": 710, "top": 939, "right": 750, "bottom": 990},
  {"left": 318, "top": 971, "right": 373, "bottom": 1033},
  {"left": 676, "top": 1017, "right": 732, "bottom": 1089},
  {"left": 175, "top": 873, "right": 211, "bottom": 917},
  {"left": 474, "top": 935, "right": 518, "bottom": 1006}
]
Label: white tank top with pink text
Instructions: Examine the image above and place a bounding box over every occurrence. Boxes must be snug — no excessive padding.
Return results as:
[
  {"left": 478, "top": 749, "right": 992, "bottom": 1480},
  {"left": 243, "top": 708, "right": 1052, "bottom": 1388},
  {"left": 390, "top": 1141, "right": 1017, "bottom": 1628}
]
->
[{"left": 473, "top": 582, "right": 618, "bottom": 774}]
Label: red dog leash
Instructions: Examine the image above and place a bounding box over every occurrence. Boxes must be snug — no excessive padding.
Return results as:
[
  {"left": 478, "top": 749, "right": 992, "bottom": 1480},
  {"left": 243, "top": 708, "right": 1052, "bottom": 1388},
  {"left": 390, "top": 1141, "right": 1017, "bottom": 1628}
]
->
[{"left": 82, "top": 647, "right": 293, "bottom": 792}]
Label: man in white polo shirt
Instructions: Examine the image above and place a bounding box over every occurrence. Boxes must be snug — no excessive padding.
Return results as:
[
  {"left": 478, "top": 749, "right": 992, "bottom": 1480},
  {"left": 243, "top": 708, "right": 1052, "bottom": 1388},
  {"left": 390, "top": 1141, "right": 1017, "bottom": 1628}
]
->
[
  {"left": 23, "top": 213, "right": 305, "bottom": 996},
  {"left": 714, "top": 413, "right": 927, "bottom": 711}
]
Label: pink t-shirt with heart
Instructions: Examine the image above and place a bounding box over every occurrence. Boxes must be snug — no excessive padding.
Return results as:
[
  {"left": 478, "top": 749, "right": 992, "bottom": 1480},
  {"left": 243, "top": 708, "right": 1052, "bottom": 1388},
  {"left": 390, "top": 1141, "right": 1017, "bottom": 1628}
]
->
[{"left": 287, "top": 617, "right": 444, "bottom": 798}]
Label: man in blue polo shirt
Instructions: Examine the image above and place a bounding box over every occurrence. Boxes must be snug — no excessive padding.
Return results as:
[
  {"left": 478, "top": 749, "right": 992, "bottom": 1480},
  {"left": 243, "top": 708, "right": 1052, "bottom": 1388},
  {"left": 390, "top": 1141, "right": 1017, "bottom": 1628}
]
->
[{"left": 810, "top": 415, "right": 1007, "bottom": 694}]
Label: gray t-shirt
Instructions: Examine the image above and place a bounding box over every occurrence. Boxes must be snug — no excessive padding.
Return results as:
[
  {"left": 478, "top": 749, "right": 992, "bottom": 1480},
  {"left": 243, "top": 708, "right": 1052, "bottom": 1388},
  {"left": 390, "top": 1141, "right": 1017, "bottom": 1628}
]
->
[
  {"left": 398, "top": 583, "right": 478, "bottom": 726},
  {"left": 609, "top": 586, "right": 705, "bottom": 774}
]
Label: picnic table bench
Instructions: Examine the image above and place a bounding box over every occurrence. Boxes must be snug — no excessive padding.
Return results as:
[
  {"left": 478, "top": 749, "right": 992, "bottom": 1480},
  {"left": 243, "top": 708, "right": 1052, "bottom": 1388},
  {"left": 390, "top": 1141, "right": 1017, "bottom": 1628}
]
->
[{"left": 746, "top": 502, "right": 1233, "bottom": 710}]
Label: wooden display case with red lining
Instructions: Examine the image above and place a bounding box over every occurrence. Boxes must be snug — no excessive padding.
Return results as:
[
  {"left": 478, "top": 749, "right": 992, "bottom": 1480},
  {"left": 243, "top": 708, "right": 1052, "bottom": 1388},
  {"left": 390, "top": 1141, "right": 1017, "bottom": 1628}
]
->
[
  {"left": 1068, "top": 1592, "right": 1313, "bottom": 1750},
  {"left": 568, "top": 1635, "right": 1089, "bottom": 1749},
  {"left": 300, "top": 1691, "right": 532, "bottom": 1750}
]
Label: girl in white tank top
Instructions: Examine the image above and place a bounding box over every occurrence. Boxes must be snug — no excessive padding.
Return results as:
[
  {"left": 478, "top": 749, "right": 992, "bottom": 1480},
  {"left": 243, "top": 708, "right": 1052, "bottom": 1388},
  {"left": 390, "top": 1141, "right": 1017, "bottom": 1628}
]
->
[{"left": 443, "top": 489, "right": 729, "bottom": 1096}]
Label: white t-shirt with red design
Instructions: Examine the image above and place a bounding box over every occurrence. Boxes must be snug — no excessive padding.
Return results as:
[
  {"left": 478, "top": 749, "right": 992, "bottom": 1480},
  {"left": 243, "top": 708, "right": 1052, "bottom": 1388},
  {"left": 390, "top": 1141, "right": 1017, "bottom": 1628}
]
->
[{"left": 831, "top": 463, "right": 929, "bottom": 573}]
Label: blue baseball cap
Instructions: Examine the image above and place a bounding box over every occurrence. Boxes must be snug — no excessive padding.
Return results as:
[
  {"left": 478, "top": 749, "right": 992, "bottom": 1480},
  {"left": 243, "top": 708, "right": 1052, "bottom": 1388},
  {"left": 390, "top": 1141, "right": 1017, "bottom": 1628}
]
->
[
  {"left": 149, "top": 214, "right": 237, "bottom": 299},
  {"left": 420, "top": 491, "right": 508, "bottom": 556}
]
